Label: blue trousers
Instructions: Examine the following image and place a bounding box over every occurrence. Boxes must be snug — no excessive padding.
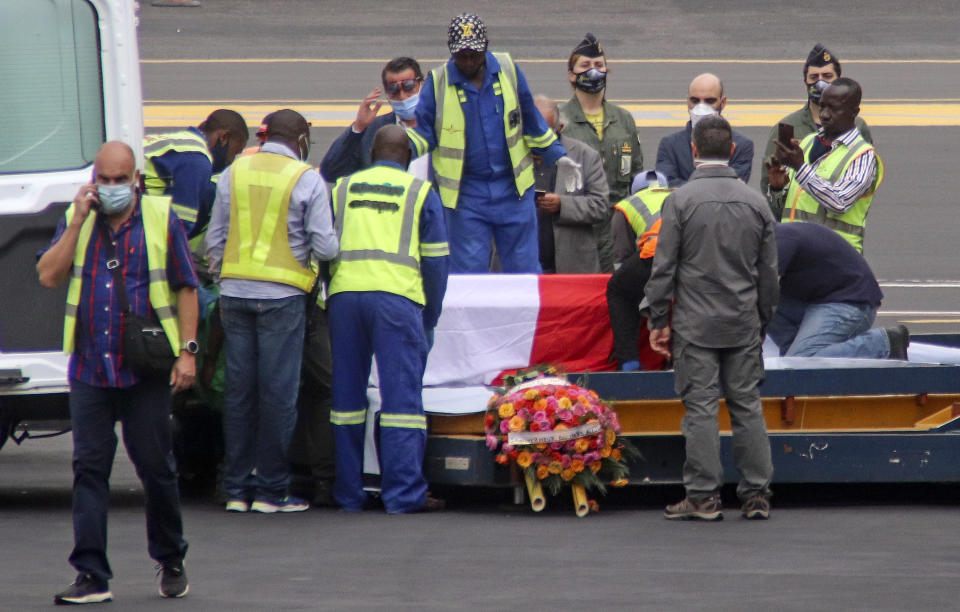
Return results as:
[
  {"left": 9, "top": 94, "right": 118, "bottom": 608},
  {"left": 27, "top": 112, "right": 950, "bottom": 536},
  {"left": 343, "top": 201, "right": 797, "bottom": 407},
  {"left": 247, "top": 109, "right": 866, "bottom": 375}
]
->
[
  {"left": 328, "top": 292, "right": 428, "bottom": 513},
  {"left": 68, "top": 377, "right": 187, "bottom": 582},
  {"left": 445, "top": 188, "right": 542, "bottom": 273},
  {"left": 767, "top": 296, "right": 889, "bottom": 358},
  {"left": 220, "top": 295, "right": 305, "bottom": 501}
]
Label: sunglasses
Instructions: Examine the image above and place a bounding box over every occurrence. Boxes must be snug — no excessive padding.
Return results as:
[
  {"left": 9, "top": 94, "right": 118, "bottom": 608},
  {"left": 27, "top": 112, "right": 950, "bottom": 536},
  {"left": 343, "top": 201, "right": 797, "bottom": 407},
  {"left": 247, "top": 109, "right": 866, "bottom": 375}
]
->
[{"left": 384, "top": 78, "right": 420, "bottom": 96}]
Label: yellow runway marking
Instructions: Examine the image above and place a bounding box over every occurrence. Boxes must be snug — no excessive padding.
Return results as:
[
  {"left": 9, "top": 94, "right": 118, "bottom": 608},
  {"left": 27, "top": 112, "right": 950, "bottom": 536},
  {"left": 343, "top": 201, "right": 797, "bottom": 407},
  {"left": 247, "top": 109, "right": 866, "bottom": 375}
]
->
[{"left": 144, "top": 102, "right": 960, "bottom": 128}]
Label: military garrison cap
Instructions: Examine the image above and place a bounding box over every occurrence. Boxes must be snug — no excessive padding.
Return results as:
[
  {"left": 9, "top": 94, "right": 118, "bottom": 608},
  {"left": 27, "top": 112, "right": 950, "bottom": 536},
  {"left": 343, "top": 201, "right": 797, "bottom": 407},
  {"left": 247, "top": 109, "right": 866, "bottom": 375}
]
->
[
  {"left": 572, "top": 33, "right": 604, "bottom": 58},
  {"left": 805, "top": 43, "right": 841, "bottom": 74},
  {"left": 448, "top": 14, "right": 488, "bottom": 54}
]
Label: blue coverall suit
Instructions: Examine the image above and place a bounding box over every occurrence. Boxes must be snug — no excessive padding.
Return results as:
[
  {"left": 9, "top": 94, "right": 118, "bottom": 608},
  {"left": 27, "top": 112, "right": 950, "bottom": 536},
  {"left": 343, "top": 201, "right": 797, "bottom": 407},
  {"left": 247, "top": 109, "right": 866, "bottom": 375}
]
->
[
  {"left": 329, "top": 160, "right": 449, "bottom": 513},
  {"left": 411, "top": 52, "right": 566, "bottom": 273}
]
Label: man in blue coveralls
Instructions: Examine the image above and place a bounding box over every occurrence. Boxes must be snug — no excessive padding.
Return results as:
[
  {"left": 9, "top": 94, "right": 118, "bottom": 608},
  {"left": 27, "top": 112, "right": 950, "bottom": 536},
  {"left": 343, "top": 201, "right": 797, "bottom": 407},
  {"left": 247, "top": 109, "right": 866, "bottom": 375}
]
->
[
  {"left": 407, "top": 13, "right": 581, "bottom": 273},
  {"left": 328, "top": 125, "right": 449, "bottom": 514}
]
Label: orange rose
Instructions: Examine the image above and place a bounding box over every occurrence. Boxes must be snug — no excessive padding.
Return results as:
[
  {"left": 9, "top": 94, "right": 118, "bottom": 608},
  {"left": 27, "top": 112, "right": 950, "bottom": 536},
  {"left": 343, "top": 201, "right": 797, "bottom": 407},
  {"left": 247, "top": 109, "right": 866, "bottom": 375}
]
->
[
  {"left": 600, "top": 446, "right": 611, "bottom": 458},
  {"left": 508, "top": 415, "right": 526, "bottom": 432},
  {"left": 561, "top": 468, "right": 576, "bottom": 481},
  {"left": 554, "top": 423, "right": 568, "bottom": 432},
  {"left": 548, "top": 461, "right": 563, "bottom": 474},
  {"left": 495, "top": 453, "right": 509, "bottom": 465},
  {"left": 535, "top": 443, "right": 547, "bottom": 451},
  {"left": 574, "top": 438, "right": 590, "bottom": 453},
  {"left": 516, "top": 450, "right": 533, "bottom": 468},
  {"left": 533, "top": 399, "right": 548, "bottom": 411},
  {"left": 498, "top": 402, "right": 515, "bottom": 419},
  {"left": 611, "top": 448, "right": 622, "bottom": 461},
  {"left": 610, "top": 478, "right": 629, "bottom": 487},
  {"left": 588, "top": 499, "right": 600, "bottom": 512},
  {"left": 536, "top": 465, "right": 549, "bottom": 480},
  {"left": 555, "top": 388, "right": 568, "bottom": 398},
  {"left": 589, "top": 461, "right": 602, "bottom": 473},
  {"left": 571, "top": 459, "right": 585, "bottom": 473},
  {"left": 605, "top": 428, "right": 616, "bottom": 446}
]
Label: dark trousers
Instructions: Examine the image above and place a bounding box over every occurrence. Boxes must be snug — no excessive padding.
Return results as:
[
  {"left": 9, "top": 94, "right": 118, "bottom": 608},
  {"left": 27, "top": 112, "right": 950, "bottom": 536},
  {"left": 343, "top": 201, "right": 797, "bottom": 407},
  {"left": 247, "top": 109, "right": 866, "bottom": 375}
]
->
[
  {"left": 68, "top": 377, "right": 187, "bottom": 582},
  {"left": 289, "top": 305, "right": 335, "bottom": 481},
  {"left": 606, "top": 255, "right": 653, "bottom": 366}
]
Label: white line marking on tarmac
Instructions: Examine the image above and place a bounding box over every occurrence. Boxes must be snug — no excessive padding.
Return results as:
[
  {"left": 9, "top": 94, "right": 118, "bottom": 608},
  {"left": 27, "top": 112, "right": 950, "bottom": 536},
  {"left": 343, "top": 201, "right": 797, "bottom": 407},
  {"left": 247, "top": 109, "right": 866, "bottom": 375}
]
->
[
  {"left": 880, "top": 312, "right": 960, "bottom": 316},
  {"left": 879, "top": 282, "right": 960, "bottom": 288},
  {"left": 139, "top": 58, "right": 960, "bottom": 65}
]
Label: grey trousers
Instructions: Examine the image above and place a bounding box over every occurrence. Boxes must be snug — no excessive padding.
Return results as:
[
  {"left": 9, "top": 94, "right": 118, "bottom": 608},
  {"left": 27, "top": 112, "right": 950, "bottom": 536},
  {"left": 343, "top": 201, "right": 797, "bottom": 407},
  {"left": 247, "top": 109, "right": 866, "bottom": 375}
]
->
[{"left": 673, "top": 333, "right": 773, "bottom": 502}]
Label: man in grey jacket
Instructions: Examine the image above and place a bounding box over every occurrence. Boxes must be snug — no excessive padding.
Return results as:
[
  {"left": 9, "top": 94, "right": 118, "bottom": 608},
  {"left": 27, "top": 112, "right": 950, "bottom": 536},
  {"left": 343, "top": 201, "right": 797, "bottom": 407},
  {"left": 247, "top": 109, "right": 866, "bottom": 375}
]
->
[
  {"left": 532, "top": 95, "right": 609, "bottom": 273},
  {"left": 645, "top": 115, "right": 779, "bottom": 521}
]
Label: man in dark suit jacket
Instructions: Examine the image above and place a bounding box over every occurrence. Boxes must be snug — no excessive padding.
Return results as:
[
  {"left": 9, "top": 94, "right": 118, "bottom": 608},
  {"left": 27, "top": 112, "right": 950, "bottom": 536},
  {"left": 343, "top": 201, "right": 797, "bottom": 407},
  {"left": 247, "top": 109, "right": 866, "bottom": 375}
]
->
[{"left": 655, "top": 73, "right": 753, "bottom": 187}]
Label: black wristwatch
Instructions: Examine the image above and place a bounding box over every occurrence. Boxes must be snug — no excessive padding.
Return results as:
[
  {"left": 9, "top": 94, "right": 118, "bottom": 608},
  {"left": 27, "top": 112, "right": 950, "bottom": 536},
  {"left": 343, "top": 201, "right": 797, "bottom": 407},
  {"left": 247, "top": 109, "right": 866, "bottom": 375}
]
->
[{"left": 181, "top": 340, "right": 199, "bottom": 355}]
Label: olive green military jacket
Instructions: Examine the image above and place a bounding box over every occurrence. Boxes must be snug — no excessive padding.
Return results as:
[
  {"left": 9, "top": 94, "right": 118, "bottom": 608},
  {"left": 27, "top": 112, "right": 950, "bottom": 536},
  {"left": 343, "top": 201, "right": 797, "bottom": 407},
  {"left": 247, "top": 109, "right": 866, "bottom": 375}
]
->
[{"left": 761, "top": 104, "right": 872, "bottom": 216}]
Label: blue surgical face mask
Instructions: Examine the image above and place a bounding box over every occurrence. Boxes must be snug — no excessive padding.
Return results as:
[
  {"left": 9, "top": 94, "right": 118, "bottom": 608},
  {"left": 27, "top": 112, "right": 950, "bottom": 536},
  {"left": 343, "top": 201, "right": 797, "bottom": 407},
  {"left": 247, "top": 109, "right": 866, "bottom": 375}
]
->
[
  {"left": 97, "top": 183, "right": 135, "bottom": 214},
  {"left": 391, "top": 93, "right": 421, "bottom": 121}
]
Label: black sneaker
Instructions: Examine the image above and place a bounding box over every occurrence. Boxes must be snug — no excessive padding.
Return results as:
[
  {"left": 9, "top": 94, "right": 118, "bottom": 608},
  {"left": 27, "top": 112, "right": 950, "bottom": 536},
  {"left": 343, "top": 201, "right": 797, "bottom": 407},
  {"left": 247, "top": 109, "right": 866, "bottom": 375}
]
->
[
  {"left": 157, "top": 561, "right": 189, "bottom": 598},
  {"left": 886, "top": 325, "right": 910, "bottom": 360},
  {"left": 54, "top": 573, "right": 113, "bottom": 605}
]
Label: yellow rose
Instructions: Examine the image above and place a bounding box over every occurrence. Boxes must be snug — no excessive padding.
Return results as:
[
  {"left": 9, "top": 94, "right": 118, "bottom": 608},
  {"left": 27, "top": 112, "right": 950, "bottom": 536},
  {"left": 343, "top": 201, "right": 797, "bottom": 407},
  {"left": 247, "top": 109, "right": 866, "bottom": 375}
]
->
[
  {"left": 508, "top": 415, "right": 526, "bottom": 432},
  {"left": 554, "top": 423, "right": 568, "bottom": 432},
  {"left": 605, "top": 428, "right": 616, "bottom": 446},
  {"left": 517, "top": 451, "right": 533, "bottom": 468},
  {"left": 574, "top": 438, "right": 590, "bottom": 453},
  {"left": 561, "top": 468, "right": 576, "bottom": 481},
  {"left": 524, "top": 389, "right": 538, "bottom": 400},
  {"left": 559, "top": 397, "right": 572, "bottom": 409},
  {"left": 536, "top": 465, "right": 549, "bottom": 480},
  {"left": 548, "top": 461, "right": 563, "bottom": 474},
  {"left": 498, "top": 402, "right": 515, "bottom": 419}
]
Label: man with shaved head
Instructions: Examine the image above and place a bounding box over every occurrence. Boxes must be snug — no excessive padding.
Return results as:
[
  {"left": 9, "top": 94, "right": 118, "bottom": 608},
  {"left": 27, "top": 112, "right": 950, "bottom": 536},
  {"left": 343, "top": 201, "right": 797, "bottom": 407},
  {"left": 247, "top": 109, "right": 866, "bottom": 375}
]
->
[
  {"left": 39, "top": 141, "right": 198, "bottom": 603},
  {"left": 655, "top": 73, "right": 754, "bottom": 187},
  {"left": 328, "top": 124, "right": 449, "bottom": 514},
  {"left": 206, "top": 109, "right": 339, "bottom": 514}
]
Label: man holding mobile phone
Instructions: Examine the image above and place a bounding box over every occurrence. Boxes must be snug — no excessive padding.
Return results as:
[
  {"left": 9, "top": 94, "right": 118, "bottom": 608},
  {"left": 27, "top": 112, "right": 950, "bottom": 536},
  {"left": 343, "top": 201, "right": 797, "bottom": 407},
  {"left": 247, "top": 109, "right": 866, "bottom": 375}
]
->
[
  {"left": 760, "top": 44, "right": 874, "bottom": 214},
  {"left": 38, "top": 141, "right": 198, "bottom": 603}
]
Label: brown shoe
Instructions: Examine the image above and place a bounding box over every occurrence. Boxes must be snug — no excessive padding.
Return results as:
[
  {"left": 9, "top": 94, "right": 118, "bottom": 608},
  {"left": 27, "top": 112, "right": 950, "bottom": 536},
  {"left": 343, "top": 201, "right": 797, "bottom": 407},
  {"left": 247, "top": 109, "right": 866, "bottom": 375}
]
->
[
  {"left": 741, "top": 494, "right": 771, "bottom": 520},
  {"left": 422, "top": 492, "right": 446, "bottom": 512},
  {"left": 664, "top": 495, "right": 723, "bottom": 521}
]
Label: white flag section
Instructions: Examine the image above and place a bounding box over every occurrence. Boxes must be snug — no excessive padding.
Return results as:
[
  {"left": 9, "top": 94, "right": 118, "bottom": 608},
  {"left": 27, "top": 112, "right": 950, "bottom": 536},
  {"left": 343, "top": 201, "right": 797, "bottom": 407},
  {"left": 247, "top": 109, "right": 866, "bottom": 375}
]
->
[{"left": 369, "top": 274, "right": 541, "bottom": 387}]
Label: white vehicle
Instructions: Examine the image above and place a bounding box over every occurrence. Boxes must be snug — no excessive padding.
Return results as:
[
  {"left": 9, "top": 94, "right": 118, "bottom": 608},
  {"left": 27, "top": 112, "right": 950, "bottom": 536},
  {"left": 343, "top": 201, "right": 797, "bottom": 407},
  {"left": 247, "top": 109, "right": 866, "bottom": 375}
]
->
[{"left": 0, "top": 0, "right": 142, "bottom": 449}]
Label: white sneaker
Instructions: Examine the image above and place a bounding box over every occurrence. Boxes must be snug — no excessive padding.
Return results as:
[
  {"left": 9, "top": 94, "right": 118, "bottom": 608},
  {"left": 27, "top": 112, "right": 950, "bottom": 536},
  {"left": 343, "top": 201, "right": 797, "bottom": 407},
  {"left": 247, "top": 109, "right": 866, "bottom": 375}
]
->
[{"left": 225, "top": 499, "right": 249, "bottom": 513}]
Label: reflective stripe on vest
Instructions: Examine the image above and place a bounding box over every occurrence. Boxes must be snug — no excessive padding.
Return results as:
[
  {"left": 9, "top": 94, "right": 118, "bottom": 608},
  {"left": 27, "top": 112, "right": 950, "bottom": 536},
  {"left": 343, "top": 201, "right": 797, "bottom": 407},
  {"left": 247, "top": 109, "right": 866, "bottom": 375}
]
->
[
  {"left": 142, "top": 130, "right": 212, "bottom": 194},
  {"left": 782, "top": 133, "right": 884, "bottom": 253},
  {"left": 331, "top": 409, "right": 366, "bottom": 426},
  {"left": 613, "top": 188, "right": 671, "bottom": 258},
  {"left": 220, "top": 152, "right": 317, "bottom": 291},
  {"left": 426, "top": 52, "right": 551, "bottom": 208},
  {"left": 379, "top": 413, "right": 427, "bottom": 430},
  {"left": 329, "top": 165, "right": 430, "bottom": 305},
  {"left": 63, "top": 195, "right": 181, "bottom": 356}
]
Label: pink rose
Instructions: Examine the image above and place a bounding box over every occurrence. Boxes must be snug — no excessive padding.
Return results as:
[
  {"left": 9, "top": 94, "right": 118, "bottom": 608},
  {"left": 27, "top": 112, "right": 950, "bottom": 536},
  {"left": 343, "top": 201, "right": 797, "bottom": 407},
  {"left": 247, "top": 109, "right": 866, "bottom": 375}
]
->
[
  {"left": 572, "top": 405, "right": 586, "bottom": 417},
  {"left": 502, "top": 444, "right": 515, "bottom": 454},
  {"left": 560, "top": 455, "right": 572, "bottom": 468},
  {"left": 533, "top": 410, "right": 548, "bottom": 422},
  {"left": 485, "top": 434, "right": 499, "bottom": 450},
  {"left": 499, "top": 419, "right": 511, "bottom": 434},
  {"left": 517, "top": 408, "right": 530, "bottom": 421},
  {"left": 557, "top": 409, "right": 574, "bottom": 422},
  {"left": 550, "top": 441, "right": 564, "bottom": 451}
]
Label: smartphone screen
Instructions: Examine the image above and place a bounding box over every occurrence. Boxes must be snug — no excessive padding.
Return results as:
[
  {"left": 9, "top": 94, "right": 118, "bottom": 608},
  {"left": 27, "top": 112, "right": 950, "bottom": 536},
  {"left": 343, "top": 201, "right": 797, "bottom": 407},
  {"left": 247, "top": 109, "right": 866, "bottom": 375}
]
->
[{"left": 777, "top": 123, "right": 794, "bottom": 146}]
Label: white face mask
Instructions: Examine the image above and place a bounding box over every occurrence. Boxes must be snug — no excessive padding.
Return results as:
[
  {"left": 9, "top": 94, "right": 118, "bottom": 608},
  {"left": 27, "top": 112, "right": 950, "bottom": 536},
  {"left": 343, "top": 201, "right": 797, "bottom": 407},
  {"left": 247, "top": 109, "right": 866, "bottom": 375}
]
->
[{"left": 689, "top": 102, "right": 718, "bottom": 128}]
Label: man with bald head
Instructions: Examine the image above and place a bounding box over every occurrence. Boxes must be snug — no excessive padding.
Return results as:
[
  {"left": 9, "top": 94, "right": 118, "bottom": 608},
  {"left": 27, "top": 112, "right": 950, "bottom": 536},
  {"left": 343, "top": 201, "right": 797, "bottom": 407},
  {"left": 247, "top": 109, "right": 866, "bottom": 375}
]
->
[
  {"left": 328, "top": 124, "right": 449, "bottom": 514},
  {"left": 656, "top": 73, "right": 754, "bottom": 187},
  {"left": 532, "top": 94, "right": 609, "bottom": 273},
  {"left": 206, "top": 109, "right": 339, "bottom": 514},
  {"left": 39, "top": 141, "right": 198, "bottom": 603},
  {"left": 768, "top": 77, "right": 883, "bottom": 254}
]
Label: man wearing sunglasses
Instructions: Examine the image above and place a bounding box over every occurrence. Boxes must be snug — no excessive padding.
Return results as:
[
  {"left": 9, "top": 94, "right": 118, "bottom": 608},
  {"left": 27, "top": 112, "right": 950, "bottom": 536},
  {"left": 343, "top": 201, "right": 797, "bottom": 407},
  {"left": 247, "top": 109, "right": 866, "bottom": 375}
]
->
[{"left": 321, "top": 57, "right": 428, "bottom": 182}]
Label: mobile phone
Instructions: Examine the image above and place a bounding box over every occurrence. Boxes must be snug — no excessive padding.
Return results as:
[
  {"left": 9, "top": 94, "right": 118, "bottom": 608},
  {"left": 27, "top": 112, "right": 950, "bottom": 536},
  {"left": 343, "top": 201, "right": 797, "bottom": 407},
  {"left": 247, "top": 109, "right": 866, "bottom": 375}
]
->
[
  {"left": 534, "top": 189, "right": 546, "bottom": 200},
  {"left": 777, "top": 123, "right": 794, "bottom": 147}
]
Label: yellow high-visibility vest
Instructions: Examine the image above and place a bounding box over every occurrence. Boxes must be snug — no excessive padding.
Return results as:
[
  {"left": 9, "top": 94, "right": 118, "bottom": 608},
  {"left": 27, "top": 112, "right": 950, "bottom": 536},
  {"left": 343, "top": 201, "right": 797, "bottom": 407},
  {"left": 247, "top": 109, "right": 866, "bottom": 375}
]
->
[
  {"left": 614, "top": 187, "right": 672, "bottom": 259},
  {"left": 63, "top": 195, "right": 180, "bottom": 356},
  {"left": 407, "top": 52, "right": 556, "bottom": 209},
  {"left": 142, "top": 130, "right": 212, "bottom": 225},
  {"left": 783, "top": 132, "right": 884, "bottom": 253},
  {"left": 329, "top": 165, "right": 433, "bottom": 305},
  {"left": 220, "top": 152, "right": 317, "bottom": 291}
]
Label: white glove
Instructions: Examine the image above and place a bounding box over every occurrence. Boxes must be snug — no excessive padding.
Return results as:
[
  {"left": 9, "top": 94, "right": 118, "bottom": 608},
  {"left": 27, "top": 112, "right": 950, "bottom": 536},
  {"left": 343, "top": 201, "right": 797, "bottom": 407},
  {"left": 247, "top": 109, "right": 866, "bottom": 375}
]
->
[{"left": 556, "top": 155, "right": 583, "bottom": 192}]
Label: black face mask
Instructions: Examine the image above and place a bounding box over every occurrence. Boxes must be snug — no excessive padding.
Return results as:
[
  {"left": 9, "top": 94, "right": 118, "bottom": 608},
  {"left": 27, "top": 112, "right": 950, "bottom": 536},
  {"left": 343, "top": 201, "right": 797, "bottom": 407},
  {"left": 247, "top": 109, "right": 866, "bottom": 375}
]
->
[
  {"left": 210, "top": 140, "right": 229, "bottom": 174},
  {"left": 573, "top": 68, "right": 606, "bottom": 94}
]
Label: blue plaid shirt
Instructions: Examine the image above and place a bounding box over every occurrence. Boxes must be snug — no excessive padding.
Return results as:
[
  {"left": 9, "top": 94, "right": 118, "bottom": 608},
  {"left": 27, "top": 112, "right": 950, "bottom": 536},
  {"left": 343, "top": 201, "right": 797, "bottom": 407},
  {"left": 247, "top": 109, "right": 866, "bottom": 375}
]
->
[{"left": 46, "top": 197, "right": 198, "bottom": 388}]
